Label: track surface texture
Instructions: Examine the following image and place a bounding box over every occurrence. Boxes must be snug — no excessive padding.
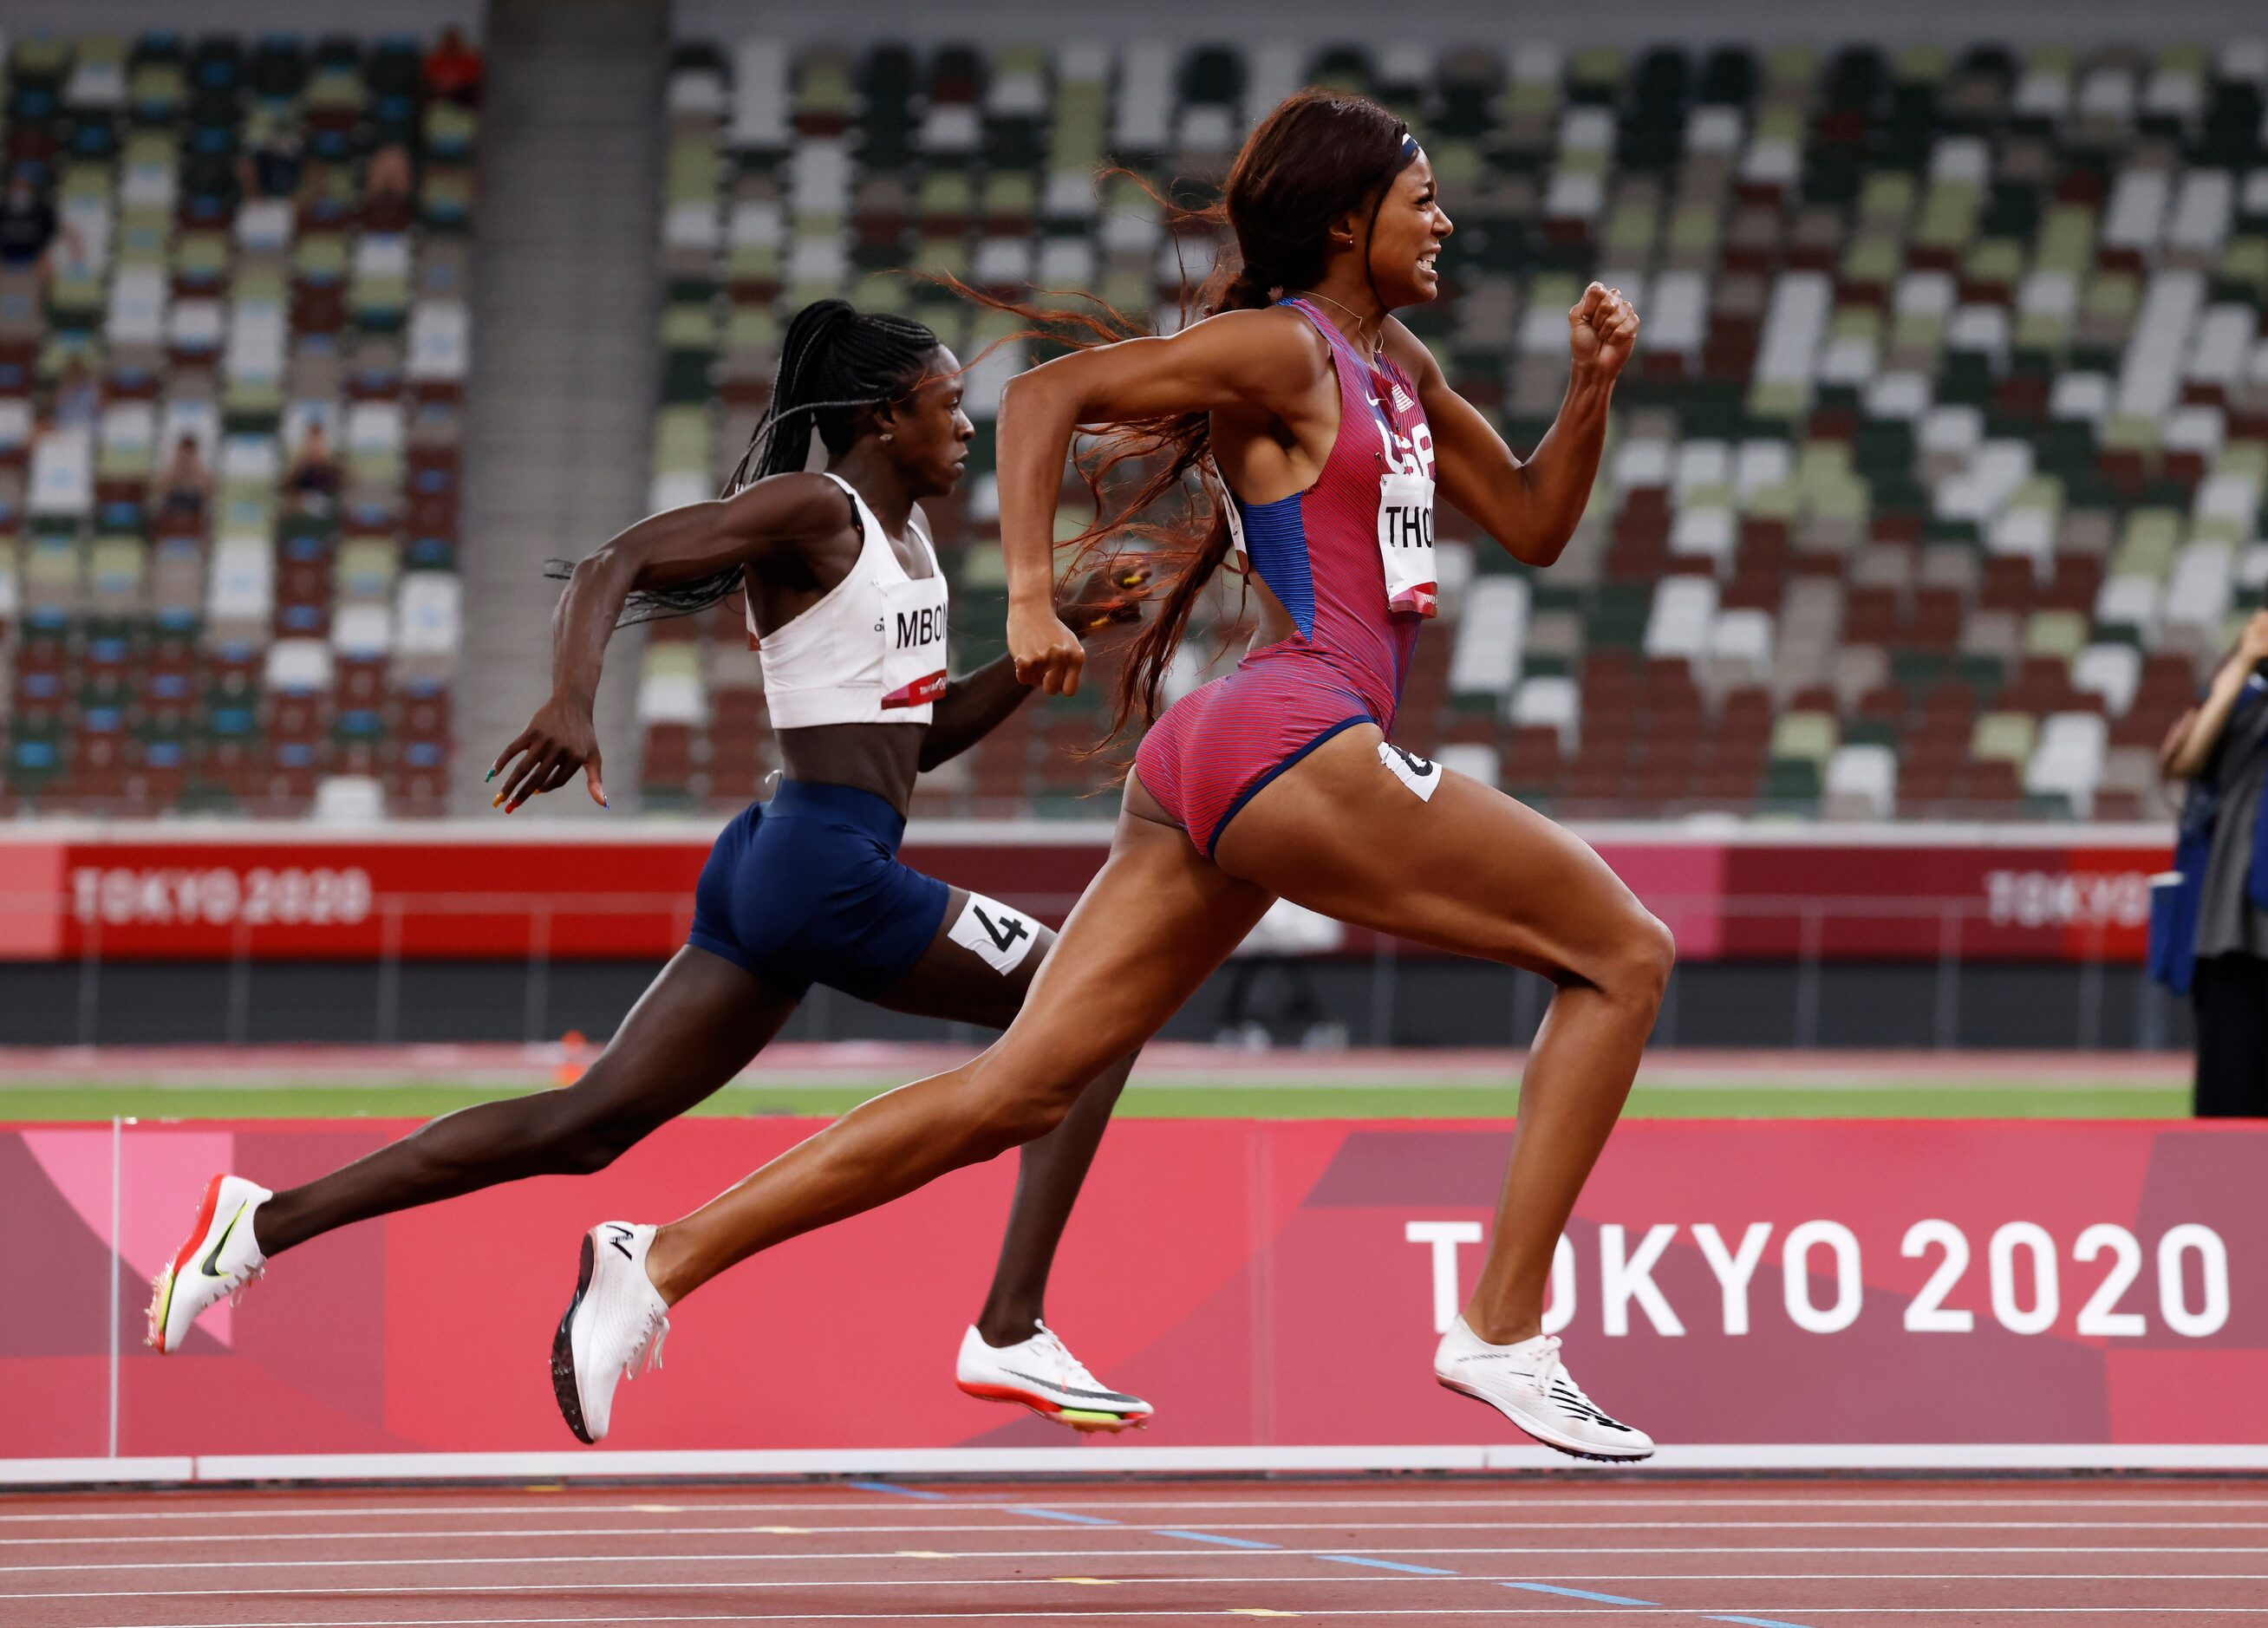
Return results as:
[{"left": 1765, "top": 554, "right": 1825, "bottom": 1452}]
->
[{"left": 3, "top": 1475, "right": 2264, "bottom": 1627}]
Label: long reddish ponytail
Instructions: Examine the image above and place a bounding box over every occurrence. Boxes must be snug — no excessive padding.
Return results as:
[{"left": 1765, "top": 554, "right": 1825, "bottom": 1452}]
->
[{"left": 949, "top": 88, "right": 1415, "bottom": 743}]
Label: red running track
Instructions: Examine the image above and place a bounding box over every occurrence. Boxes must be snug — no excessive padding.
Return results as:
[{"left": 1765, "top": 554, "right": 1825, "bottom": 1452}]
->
[{"left": 3, "top": 1475, "right": 2266, "bottom": 1627}]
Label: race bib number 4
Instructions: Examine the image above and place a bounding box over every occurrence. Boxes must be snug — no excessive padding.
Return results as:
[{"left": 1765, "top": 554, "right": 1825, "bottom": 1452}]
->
[
  {"left": 948, "top": 892, "right": 1041, "bottom": 974},
  {"left": 1377, "top": 469, "right": 1437, "bottom": 617}
]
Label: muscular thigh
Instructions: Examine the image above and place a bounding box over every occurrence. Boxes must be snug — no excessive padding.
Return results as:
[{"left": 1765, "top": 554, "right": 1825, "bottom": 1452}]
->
[
  {"left": 875, "top": 885, "right": 1056, "bottom": 1032},
  {"left": 568, "top": 946, "right": 800, "bottom": 1128},
  {"left": 974, "top": 793, "right": 1274, "bottom": 1091},
  {"left": 1213, "top": 724, "right": 1659, "bottom": 986}
]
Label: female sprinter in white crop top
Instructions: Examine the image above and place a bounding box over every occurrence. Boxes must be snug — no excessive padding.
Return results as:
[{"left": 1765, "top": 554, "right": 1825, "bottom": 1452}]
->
[{"left": 148, "top": 301, "right": 1157, "bottom": 1446}]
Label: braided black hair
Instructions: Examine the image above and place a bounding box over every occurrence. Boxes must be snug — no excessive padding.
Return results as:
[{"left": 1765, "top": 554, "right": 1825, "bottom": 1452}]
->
[{"left": 547, "top": 298, "right": 942, "bottom": 624}]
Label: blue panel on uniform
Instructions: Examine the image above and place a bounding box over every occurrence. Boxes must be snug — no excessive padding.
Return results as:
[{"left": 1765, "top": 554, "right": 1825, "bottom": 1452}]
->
[{"left": 1238, "top": 491, "right": 1313, "bottom": 638}]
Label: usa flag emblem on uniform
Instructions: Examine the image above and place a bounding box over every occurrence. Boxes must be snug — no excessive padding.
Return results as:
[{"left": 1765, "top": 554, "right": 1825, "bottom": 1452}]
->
[{"left": 1391, "top": 382, "right": 1415, "bottom": 414}]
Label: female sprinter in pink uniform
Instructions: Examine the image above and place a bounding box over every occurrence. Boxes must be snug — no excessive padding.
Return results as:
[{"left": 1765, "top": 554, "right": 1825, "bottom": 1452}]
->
[{"left": 552, "top": 90, "right": 1668, "bottom": 1460}]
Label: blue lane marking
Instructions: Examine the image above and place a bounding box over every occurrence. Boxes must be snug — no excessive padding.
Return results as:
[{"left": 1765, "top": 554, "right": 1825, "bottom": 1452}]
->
[
  {"left": 836, "top": 1476, "right": 1812, "bottom": 1628},
  {"left": 1319, "top": 1554, "right": 1461, "bottom": 1576},
  {"left": 1150, "top": 1528, "right": 1280, "bottom": 1549},
  {"left": 1507, "top": 1582, "right": 1659, "bottom": 1606},
  {"left": 846, "top": 1480, "right": 949, "bottom": 1500},
  {"left": 1011, "top": 1505, "right": 1120, "bottom": 1526}
]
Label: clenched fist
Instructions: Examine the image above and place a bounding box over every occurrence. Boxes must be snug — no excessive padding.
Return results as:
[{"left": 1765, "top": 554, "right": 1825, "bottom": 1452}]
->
[{"left": 1569, "top": 283, "right": 1640, "bottom": 381}]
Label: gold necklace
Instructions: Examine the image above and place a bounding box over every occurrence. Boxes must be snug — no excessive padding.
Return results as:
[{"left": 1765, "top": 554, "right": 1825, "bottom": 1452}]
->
[{"left": 1296, "top": 290, "right": 1382, "bottom": 364}]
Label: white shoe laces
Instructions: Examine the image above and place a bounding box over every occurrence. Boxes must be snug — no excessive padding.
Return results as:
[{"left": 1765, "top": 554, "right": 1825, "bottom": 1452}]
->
[
  {"left": 1527, "top": 1335, "right": 1610, "bottom": 1417},
  {"left": 623, "top": 1304, "right": 669, "bottom": 1381},
  {"left": 1033, "top": 1322, "right": 1101, "bottom": 1391},
  {"left": 1526, "top": 1335, "right": 1572, "bottom": 1397}
]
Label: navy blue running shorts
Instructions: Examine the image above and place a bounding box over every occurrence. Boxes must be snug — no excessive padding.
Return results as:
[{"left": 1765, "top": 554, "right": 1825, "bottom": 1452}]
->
[{"left": 688, "top": 778, "right": 951, "bottom": 1000}]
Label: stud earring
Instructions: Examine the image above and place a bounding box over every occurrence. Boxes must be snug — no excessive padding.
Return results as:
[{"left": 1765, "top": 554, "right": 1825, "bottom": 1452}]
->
[{"left": 881, "top": 432, "right": 894, "bottom": 442}]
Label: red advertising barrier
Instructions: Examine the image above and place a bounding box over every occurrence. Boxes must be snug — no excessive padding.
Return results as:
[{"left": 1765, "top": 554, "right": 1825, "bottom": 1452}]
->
[
  {"left": 6, "top": 1117, "right": 2261, "bottom": 1463},
  {"left": 0, "top": 823, "right": 2175, "bottom": 963}
]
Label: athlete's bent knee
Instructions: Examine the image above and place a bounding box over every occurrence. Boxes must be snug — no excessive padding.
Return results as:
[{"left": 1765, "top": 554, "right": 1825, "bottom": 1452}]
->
[
  {"left": 1606, "top": 910, "right": 1677, "bottom": 1009},
  {"left": 965, "top": 1078, "right": 1080, "bottom": 1158},
  {"left": 547, "top": 1127, "right": 631, "bottom": 1176},
  {"left": 543, "top": 1100, "right": 661, "bottom": 1176}
]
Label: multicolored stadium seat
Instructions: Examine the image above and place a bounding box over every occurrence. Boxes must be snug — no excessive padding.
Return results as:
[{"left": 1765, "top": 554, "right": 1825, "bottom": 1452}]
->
[
  {"left": 653, "top": 38, "right": 2268, "bottom": 821},
  {"left": 0, "top": 32, "right": 475, "bottom": 817}
]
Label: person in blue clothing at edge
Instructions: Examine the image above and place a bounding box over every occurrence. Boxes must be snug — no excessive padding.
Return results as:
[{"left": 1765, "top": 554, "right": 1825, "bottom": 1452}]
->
[{"left": 2154, "top": 608, "right": 2268, "bottom": 1117}]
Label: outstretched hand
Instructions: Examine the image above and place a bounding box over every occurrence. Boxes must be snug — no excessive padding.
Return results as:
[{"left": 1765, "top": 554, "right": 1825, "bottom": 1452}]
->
[
  {"left": 489, "top": 694, "right": 606, "bottom": 813},
  {"left": 1059, "top": 558, "right": 1151, "bottom": 641},
  {"left": 1568, "top": 282, "right": 1640, "bottom": 381}
]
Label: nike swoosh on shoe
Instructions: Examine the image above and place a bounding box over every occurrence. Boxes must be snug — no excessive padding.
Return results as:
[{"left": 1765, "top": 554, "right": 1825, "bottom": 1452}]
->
[
  {"left": 1001, "top": 1367, "right": 1142, "bottom": 1404},
  {"left": 198, "top": 1205, "right": 249, "bottom": 1279}
]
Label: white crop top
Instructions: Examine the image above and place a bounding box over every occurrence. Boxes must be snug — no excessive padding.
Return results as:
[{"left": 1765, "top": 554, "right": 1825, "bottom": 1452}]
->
[{"left": 747, "top": 472, "right": 950, "bottom": 729}]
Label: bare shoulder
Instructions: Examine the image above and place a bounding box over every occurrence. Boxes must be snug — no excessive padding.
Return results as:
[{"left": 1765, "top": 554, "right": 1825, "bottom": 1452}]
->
[
  {"left": 1181, "top": 303, "right": 1333, "bottom": 386},
  {"left": 724, "top": 468, "right": 857, "bottom": 540},
  {"left": 1150, "top": 303, "right": 1334, "bottom": 427},
  {"left": 1038, "top": 303, "right": 1335, "bottom": 426}
]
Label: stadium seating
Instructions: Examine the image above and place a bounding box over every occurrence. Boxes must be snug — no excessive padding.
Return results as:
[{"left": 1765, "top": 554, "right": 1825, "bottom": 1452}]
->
[
  {"left": 0, "top": 32, "right": 476, "bottom": 817},
  {"left": 648, "top": 36, "right": 2267, "bottom": 821}
]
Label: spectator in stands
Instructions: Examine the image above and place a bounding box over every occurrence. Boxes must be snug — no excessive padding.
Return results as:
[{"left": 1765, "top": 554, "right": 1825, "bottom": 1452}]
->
[
  {"left": 151, "top": 433, "right": 212, "bottom": 536},
  {"left": 287, "top": 421, "right": 342, "bottom": 511},
  {"left": 424, "top": 26, "right": 483, "bottom": 106},
  {"left": 0, "top": 170, "right": 62, "bottom": 273},
  {"left": 363, "top": 141, "right": 415, "bottom": 232},
  {"left": 312, "top": 163, "right": 362, "bottom": 230},
  {"left": 48, "top": 355, "right": 98, "bottom": 433},
  {"left": 239, "top": 107, "right": 306, "bottom": 203},
  {"left": 2160, "top": 609, "right": 2268, "bottom": 1117}
]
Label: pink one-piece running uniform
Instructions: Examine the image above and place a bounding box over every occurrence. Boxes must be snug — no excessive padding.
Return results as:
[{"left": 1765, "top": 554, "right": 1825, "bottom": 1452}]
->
[{"left": 1135, "top": 296, "right": 1438, "bottom": 856}]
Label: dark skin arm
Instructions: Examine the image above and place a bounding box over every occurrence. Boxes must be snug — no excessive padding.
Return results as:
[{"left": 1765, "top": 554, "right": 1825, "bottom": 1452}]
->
[
  {"left": 488, "top": 472, "right": 849, "bottom": 811},
  {"left": 918, "top": 654, "right": 1031, "bottom": 773},
  {"left": 917, "top": 562, "right": 1151, "bottom": 772},
  {"left": 1385, "top": 282, "right": 1635, "bottom": 569}
]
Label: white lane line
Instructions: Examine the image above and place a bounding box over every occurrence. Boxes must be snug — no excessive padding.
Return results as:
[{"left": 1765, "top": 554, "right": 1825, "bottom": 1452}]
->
[
  {"left": 42, "top": 1605, "right": 2268, "bottom": 1625},
  {"left": 1026, "top": 1501, "right": 2268, "bottom": 1514},
  {"left": 74, "top": 1568, "right": 2262, "bottom": 1579},
  {"left": 11, "top": 1560, "right": 2268, "bottom": 1599},
  {"left": 36, "top": 1571, "right": 2241, "bottom": 1595},
  {"left": 11, "top": 1543, "right": 2268, "bottom": 1574},
  {"left": 13, "top": 1518, "right": 2261, "bottom": 1547},
  {"left": 10, "top": 1495, "right": 2266, "bottom": 1522}
]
